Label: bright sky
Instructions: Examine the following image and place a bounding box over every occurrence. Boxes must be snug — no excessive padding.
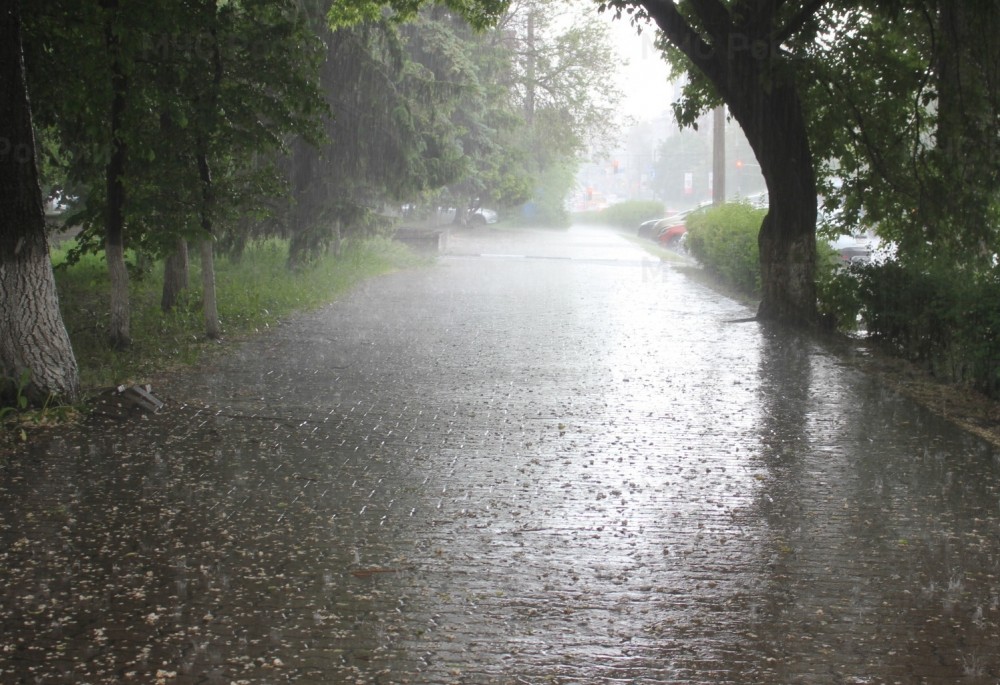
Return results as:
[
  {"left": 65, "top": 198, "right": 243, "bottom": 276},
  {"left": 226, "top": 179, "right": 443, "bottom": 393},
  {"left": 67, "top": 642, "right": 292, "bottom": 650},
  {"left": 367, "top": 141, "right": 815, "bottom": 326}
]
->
[{"left": 600, "top": 11, "right": 674, "bottom": 121}]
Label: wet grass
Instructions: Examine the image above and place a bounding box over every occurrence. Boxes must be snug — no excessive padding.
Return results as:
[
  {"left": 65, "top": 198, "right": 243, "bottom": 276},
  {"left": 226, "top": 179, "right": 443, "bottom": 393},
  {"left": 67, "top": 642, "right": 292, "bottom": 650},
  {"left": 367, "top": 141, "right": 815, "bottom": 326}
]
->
[
  {"left": 52, "top": 237, "right": 428, "bottom": 391},
  {"left": 621, "top": 232, "right": 694, "bottom": 264}
]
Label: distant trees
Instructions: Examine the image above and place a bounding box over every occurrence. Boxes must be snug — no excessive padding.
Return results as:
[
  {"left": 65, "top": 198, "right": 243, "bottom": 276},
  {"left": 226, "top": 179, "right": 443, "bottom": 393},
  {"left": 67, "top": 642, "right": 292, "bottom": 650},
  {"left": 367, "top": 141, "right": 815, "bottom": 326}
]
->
[
  {"left": 4, "top": 0, "right": 628, "bottom": 406},
  {"left": 601, "top": 0, "right": 1000, "bottom": 328},
  {"left": 496, "top": 0, "right": 622, "bottom": 225}
]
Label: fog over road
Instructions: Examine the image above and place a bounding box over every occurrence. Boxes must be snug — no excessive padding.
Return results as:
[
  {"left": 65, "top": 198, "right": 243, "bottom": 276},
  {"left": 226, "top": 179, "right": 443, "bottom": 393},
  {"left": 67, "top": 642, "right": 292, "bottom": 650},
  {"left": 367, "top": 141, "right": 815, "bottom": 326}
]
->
[{"left": 2, "top": 225, "right": 999, "bottom": 684}]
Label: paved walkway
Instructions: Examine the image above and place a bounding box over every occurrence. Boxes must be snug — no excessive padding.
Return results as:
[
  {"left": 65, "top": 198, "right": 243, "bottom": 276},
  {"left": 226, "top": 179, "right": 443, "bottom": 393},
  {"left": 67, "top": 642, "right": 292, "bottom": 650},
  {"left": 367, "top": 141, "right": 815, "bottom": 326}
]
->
[{"left": 2, "top": 225, "right": 999, "bottom": 684}]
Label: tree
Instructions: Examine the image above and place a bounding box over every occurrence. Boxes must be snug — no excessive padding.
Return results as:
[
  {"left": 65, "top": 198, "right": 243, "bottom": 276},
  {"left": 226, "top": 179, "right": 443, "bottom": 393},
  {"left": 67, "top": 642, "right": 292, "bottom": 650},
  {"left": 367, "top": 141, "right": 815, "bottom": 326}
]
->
[
  {"left": 424, "top": 0, "right": 622, "bottom": 226},
  {"left": 3, "top": 0, "right": 510, "bottom": 407},
  {"left": 602, "top": 0, "right": 826, "bottom": 325},
  {"left": 803, "top": 1, "right": 1000, "bottom": 266},
  {"left": 0, "top": 0, "right": 80, "bottom": 405},
  {"left": 284, "top": 16, "right": 452, "bottom": 267},
  {"left": 24, "top": 0, "right": 326, "bottom": 338},
  {"left": 100, "top": 0, "right": 131, "bottom": 349}
]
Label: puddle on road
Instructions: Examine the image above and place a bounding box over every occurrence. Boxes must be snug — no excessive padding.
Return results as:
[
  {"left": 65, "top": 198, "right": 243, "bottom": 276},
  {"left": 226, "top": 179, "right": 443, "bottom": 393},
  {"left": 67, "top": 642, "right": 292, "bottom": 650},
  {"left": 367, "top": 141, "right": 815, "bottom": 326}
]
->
[{"left": 2, "top": 230, "right": 999, "bottom": 683}]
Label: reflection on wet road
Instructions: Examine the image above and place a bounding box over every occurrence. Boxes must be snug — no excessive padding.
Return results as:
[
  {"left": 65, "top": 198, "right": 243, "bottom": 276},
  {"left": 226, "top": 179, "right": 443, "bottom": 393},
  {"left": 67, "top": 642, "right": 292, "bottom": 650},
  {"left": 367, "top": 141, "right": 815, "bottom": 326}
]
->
[{"left": 2, "top": 226, "right": 999, "bottom": 683}]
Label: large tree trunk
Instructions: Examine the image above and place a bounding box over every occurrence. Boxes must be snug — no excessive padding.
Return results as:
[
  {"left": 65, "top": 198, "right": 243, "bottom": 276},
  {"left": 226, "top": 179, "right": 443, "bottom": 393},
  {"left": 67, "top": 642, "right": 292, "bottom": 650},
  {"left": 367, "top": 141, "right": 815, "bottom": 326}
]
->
[
  {"left": 103, "top": 1, "right": 130, "bottom": 349},
  {"left": 0, "top": 1, "right": 80, "bottom": 405},
  {"left": 732, "top": 87, "right": 818, "bottom": 324},
  {"left": 641, "top": 0, "right": 819, "bottom": 327},
  {"left": 161, "top": 238, "right": 189, "bottom": 312}
]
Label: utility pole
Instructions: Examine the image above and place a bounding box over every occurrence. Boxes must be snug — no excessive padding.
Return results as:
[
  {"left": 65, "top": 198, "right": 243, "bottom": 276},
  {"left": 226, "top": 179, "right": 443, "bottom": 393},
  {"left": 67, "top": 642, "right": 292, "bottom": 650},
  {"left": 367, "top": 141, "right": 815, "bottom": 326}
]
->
[{"left": 712, "top": 105, "right": 726, "bottom": 205}]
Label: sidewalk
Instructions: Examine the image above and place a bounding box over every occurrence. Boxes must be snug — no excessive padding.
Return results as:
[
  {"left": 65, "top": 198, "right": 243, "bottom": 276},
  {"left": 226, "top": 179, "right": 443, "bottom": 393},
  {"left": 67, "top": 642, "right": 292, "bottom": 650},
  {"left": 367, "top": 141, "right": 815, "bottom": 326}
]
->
[{"left": 2, "top": 226, "right": 998, "bottom": 684}]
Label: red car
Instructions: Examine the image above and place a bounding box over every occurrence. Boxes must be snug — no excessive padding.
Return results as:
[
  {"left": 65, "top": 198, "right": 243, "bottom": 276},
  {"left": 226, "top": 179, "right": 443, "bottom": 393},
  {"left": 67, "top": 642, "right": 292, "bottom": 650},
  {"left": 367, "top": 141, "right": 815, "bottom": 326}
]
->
[{"left": 655, "top": 214, "right": 688, "bottom": 246}]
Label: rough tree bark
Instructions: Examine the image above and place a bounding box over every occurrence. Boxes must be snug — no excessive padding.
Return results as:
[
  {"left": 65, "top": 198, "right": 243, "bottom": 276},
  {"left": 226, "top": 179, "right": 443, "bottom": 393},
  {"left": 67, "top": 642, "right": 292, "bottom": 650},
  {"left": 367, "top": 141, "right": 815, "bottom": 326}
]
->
[
  {"left": 732, "top": 71, "right": 817, "bottom": 323},
  {"left": 0, "top": 0, "right": 80, "bottom": 405},
  {"left": 637, "top": 0, "right": 819, "bottom": 325}
]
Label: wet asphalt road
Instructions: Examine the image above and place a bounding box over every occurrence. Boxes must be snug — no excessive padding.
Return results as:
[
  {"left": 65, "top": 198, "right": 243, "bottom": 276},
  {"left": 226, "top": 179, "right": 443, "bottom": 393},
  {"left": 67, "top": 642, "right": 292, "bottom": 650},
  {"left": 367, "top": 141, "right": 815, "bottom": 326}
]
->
[{"left": 2, "top": 225, "right": 1000, "bottom": 684}]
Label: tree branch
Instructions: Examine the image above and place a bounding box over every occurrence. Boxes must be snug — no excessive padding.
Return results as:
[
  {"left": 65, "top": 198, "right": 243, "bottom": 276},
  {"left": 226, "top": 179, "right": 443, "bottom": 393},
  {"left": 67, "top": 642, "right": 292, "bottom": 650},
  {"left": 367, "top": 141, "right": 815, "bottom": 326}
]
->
[
  {"left": 773, "top": 0, "right": 828, "bottom": 45},
  {"left": 686, "top": 0, "right": 733, "bottom": 38},
  {"left": 642, "top": 0, "right": 727, "bottom": 85}
]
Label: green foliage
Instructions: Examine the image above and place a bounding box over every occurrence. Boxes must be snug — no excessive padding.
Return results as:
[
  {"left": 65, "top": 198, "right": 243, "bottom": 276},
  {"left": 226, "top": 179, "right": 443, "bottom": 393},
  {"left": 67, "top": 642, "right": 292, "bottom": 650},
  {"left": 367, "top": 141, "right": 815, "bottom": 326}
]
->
[
  {"left": 419, "top": 0, "right": 623, "bottom": 222},
  {"left": 327, "top": 0, "right": 510, "bottom": 31},
  {"left": 684, "top": 203, "right": 765, "bottom": 296},
  {"left": 820, "top": 257, "right": 1000, "bottom": 397},
  {"left": 515, "top": 161, "right": 578, "bottom": 227},
  {"left": 52, "top": 237, "right": 424, "bottom": 388},
  {"left": 0, "top": 370, "right": 31, "bottom": 418},
  {"left": 586, "top": 200, "right": 664, "bottom": 229},
  {"left": 815, "top": 240, "right": 860, "bottom": 324},
  {"left": 802, "top": 3, "right": 1000, "bottom": 267}
]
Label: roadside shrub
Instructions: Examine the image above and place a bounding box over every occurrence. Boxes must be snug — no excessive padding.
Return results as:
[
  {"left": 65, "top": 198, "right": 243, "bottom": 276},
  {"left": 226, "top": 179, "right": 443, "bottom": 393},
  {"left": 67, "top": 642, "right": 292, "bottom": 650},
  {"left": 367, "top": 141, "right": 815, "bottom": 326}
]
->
[
  {"left": 514, "top": 162, "right": 575, "bottom": 228},
  {"left": 816, "top": 242, "right": 862, "bottom": 326},
  {"left": 820, "top": 255, "right": 1000, "bottom": 397},
  {"left": 593, "top": 200, "right": 665, "bottom": 229},
  {"left": 685, "top": 202, "right": 765, "bottom": 296}
]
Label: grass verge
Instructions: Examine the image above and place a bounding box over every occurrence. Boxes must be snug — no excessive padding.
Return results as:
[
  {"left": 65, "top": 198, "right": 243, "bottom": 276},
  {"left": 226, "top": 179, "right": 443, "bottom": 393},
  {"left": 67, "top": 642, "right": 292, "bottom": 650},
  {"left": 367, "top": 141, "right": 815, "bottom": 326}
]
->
[{"left": 53, "top": 236, "right": 427, "bottom": 391}]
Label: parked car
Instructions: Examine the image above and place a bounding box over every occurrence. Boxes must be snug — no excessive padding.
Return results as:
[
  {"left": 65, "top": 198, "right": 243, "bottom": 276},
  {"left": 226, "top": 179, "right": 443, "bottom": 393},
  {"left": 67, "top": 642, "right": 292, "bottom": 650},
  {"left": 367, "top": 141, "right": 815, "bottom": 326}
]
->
[
  {"left": 828, "top": 231, "right": 895, "bottom": 265},
  {"left": 654, "top": 202, "right": 713, "bottom": 247},
  {"left": 655, "top": 213, "right": 689, "bottom": 246},
  {"left": 469, "top": 207, "right": 498, "bottom": 225},
  {"left": 829, "top": 233, "right": 873, "bottom": 263},
  {"left": 637, "top": 217, "right": 661, "bottom": 240}
]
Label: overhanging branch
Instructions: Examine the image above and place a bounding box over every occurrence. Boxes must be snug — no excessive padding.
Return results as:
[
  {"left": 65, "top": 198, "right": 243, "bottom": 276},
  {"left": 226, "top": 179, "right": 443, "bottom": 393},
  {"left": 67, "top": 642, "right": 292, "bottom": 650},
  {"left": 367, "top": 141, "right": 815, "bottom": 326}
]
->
[
  {"left": 642, "top": 0, "right": 727, "bottom": 86},
  {"left": 773, "top": 0, "right": 828, "bottom": 45}
]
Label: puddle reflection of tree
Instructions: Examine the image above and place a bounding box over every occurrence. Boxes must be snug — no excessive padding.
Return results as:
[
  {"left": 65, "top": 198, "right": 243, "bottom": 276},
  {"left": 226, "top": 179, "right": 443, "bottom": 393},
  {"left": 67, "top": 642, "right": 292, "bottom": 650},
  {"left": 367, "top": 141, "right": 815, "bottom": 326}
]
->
[
  {"left": 750, "top": 326, "right": 1000, "bottom": 682},
  {"left": 749, "top": 325, "right": 879, "bottom": 681}
]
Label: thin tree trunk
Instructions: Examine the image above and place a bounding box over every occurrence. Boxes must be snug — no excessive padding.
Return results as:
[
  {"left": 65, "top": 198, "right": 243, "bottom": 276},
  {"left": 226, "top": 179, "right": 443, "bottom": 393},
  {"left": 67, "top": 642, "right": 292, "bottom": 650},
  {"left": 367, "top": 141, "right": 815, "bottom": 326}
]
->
[
  {"left": 194, "top": 12, "right": 223, "bottom": 339},
  {"left": 196, "top": 148, "right": 221, "bottom": 339},
  {"left": 525, "top": 10, "right": 535, "bottom": 125},
  {"left": 103, "top": 0, "right": 130, "bottom": 349},
  {"left": 287, "top": 136, "right": 330, "bottom": 268},
  {"left": 199, "top": 238, "right": 220, "bottom": 339},
  {"left": 0, "top": 1, "right": 80, "bottom": 405},
  {"left": 161, "top": 238, "right": 189, "bottom": 312}
]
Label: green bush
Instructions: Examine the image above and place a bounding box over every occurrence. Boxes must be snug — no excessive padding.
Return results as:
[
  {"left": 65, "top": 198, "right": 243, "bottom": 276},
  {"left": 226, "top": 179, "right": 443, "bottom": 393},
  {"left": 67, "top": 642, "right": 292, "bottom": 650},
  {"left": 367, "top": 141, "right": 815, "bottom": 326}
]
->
[
  {"left": 685, "top": 202, "right": 765, "bottom": 296},
  {"left": 591, "top": 200, "right": 665, "bottom": 229},
  {"left": 515, "top": 162, "right": 576, "bottom": 227},
  {"left": 819, "top": 256, "right": 1000, "bottom": 397}
]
